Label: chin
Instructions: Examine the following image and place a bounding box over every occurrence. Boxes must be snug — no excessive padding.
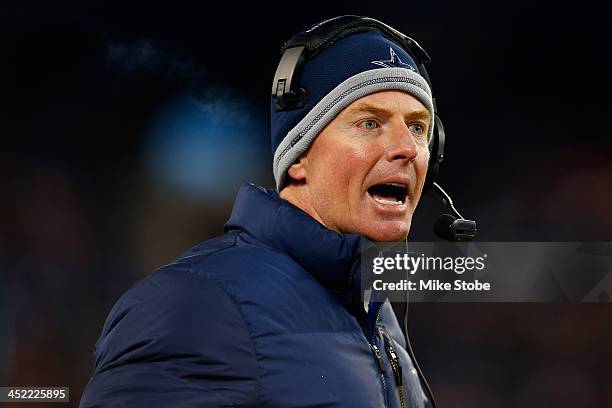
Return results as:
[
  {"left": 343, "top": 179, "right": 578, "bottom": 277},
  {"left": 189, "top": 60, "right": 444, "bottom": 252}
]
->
[{"left": 362, "top": 220, "right": 411, "bottom": 242}]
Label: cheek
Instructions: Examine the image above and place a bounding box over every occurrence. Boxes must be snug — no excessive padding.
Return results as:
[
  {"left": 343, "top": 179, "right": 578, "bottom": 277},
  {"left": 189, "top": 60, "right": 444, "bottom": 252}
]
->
[
  {"left": 415, "top": 148, "right": 430, "bottom": 191},
  {"left": 313, "top": 141, "right": 372, "bottom": 184},
  {"left": 309, "top": 142, "right": 374, "bottom": 216},
  {"left": 420, "top": 148, "right": 430, "bottom": 175},
  {"left": 335, "top": 145, "right": 375, "bottom": 195}
]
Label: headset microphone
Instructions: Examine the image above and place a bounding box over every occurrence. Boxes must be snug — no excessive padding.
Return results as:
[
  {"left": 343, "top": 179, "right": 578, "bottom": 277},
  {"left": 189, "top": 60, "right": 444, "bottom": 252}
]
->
[{"left": 432, "top": 182, "right": 477, "bottom": 241}]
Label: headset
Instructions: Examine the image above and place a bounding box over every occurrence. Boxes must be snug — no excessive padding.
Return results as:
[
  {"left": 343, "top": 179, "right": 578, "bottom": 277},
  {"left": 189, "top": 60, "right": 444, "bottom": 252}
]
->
[
  {"left": 271, "top": 15, "right": 476, "bottom": 243},
  {"left": 272, "top": 16, "right": 480, "bottom": 408},
  {"left": 272, "top": 15, "right": 477, "bottom": 241}
]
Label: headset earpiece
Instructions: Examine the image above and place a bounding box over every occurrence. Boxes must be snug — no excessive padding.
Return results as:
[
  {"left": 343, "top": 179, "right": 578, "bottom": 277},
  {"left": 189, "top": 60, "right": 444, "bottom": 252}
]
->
[{"left": 424, "top": 114, "right": 445, "bottom": 192}]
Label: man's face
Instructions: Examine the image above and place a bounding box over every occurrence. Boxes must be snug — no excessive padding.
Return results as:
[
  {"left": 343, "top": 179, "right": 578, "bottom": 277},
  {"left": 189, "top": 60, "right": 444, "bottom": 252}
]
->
[{"left": 290, "top": 90, "right": 431, "bottom": 242}]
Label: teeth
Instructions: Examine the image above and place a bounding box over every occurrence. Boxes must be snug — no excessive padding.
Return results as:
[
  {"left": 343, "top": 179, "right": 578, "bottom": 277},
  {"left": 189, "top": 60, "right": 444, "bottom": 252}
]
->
[
  {"left": 371, "top": 196, "right": 403, "bottom": 205},
  {"left": 367, "top": 182, "right": 407, "bottom": 206}
]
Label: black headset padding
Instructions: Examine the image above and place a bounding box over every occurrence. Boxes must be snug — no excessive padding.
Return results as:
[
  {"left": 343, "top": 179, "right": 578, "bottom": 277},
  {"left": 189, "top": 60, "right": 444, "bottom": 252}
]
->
[{"left": 424, "top": 115, "right": 445, "bottom": 191}]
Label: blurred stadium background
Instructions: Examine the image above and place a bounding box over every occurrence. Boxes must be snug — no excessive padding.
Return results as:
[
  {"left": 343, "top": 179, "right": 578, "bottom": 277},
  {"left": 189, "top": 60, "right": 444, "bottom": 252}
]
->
[{"left": 1, "top": 1, "right": 611, "bottom": 406}]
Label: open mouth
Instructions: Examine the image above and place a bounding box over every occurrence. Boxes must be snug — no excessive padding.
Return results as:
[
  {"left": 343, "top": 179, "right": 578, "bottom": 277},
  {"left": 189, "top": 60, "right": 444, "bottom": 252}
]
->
[{"left": 367, "top": 183, "right": 407, "bottom": 205}]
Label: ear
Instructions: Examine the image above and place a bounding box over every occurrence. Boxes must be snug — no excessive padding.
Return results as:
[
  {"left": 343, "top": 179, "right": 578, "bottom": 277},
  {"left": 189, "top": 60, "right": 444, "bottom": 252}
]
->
[{"left": 287, "top": 155, "right": 308, "bottom": 182}]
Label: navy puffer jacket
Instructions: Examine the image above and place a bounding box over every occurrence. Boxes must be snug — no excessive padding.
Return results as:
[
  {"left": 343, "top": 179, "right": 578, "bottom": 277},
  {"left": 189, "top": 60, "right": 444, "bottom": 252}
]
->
[{"left": 80, "top": 183, "right": 430, "bottom": 407}]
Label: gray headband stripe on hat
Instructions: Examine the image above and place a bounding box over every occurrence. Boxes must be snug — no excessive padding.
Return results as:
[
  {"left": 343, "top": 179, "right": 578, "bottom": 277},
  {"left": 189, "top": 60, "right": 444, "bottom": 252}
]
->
[{"left": 273, "top": 67, "right": 434, "bottom": 189}]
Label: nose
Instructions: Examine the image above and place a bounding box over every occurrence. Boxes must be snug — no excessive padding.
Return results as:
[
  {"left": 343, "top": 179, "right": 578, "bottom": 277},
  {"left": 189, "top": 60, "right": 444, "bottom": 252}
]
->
[{"left": 384, "top": 119, "right": 419, "bottom": 163}]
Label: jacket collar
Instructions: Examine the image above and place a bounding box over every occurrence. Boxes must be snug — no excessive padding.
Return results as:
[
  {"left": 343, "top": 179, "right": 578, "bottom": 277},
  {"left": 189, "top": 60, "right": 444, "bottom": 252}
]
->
[{"left": 225, "top": 183, "right": 369, "bottom": 300}]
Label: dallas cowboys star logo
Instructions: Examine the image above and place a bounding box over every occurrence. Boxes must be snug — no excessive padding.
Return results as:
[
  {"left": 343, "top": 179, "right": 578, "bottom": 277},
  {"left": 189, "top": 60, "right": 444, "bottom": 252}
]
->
[{"left": 371, "top": 47, "right": 416, "bottom": 71}]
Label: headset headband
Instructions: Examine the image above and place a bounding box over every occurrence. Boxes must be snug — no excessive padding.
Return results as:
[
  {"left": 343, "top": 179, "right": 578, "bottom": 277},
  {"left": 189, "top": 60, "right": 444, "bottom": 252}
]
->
[{"left": 272, "top": 15, "right": 433, "bottom": 112}]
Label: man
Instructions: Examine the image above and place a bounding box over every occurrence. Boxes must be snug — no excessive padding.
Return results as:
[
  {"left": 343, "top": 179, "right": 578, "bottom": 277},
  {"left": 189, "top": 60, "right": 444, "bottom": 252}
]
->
[{"left": 81, "top": 16, "right": 435, "bottom": 407}]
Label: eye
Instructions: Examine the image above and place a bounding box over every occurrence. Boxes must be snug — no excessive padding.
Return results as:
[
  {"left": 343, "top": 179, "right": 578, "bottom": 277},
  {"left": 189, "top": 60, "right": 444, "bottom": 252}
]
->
[
  {"left": 359, "top": 119, "right": 379, "bottom": 130},
  {"left": 408, "top": 123, "right": 425, "bottom": 136}
]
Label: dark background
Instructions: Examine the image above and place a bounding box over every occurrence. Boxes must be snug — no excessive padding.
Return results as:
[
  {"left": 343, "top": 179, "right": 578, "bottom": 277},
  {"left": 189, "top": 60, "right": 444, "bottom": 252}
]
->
[{"left": 1, "top": 1, "right": 611, "bottom": 407}]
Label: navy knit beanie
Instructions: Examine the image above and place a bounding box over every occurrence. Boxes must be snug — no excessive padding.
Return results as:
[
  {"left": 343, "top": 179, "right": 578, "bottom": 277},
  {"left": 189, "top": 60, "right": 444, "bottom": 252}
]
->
[{"left": 271, "top": 29, "right": 434, "bottom": 190}]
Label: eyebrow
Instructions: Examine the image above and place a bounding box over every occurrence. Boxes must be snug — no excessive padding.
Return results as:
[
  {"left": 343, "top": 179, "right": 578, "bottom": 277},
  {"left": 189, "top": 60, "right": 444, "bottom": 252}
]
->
[{"left": 345, "top": 102, "right": 431, "bottom": 121}]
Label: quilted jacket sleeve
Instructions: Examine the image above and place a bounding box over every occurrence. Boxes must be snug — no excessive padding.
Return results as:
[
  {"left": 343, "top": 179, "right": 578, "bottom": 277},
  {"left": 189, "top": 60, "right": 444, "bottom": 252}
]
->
[{"left": 80, "top": 267, "right": 259, "bottom": 407}]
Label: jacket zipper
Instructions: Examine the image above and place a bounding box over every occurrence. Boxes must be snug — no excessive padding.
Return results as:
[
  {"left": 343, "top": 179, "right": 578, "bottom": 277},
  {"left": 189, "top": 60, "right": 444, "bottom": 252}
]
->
[
  {"left": 368, "top": 303, "right": 389, "bottom": 408},
  {"left": 369, "top": 342, "right": 389, "bottom": 408},
  {"left": 354, "top": 260, "right": 391, "bottom": 408},
  {"left": 380, "top": 327, "right": 408, "bottom": 408}
]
